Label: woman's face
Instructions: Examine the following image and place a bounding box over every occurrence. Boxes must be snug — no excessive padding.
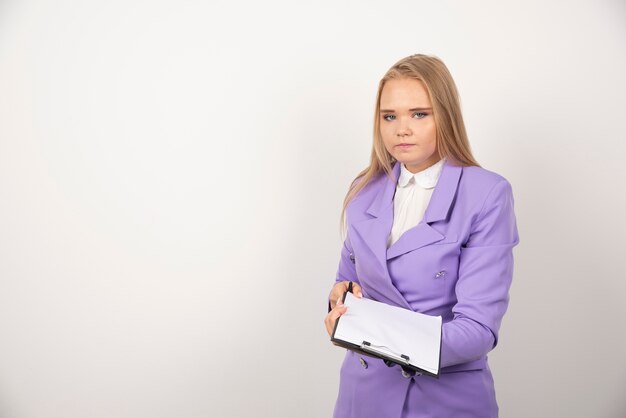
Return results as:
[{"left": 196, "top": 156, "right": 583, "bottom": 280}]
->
[{"left": 379, "top": 77, "right": 439, "bottom": 173}]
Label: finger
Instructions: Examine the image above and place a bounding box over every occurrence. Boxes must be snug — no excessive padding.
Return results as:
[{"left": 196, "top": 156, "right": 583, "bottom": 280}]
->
[
  {"left": 325, "top": 310, "right": 346, "bottom": 337},
  {"left": 329, "top": 296, "right": 337, "bottom": 310},
  {"left": 352, "top": 283, "right": 363, "bottom": 298},
  {"left": 324, "top": 304, "right": 348, "bottom": 336},
  {"left": 329, "top": 281, "right": 351, "bottom": 310},
  {"left": 332, "top": 296, "right": 347, "bottom": 312}
]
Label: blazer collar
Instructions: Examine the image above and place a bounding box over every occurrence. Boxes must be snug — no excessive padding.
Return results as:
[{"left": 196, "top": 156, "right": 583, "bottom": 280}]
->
[{"left": 366, "top": 158, "right": 462, "bottom": 223}]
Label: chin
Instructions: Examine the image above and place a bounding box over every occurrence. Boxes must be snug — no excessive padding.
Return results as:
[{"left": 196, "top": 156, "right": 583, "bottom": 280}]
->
[{"left": 395, "top": 156, "right": 426, "bottom": 165}]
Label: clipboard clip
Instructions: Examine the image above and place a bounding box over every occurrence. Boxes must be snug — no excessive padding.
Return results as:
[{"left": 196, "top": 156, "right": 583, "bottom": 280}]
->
[{"left": 361, "top": 340, "right": 410, "bottom": 365}]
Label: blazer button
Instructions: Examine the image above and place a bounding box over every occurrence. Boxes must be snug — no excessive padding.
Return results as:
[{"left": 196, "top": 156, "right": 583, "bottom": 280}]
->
[
  {"left": 359, "top": 357, "right": 368, "bottom": 369},
  {"left": 349, "top": 252, "right": 355, "bottom": 263},
  {"left": 401, "top": 369, "right": 413, "bottom": 378}
]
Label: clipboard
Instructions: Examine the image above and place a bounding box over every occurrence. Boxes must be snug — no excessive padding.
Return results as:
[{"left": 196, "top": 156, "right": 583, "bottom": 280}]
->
[{"left": 330, "top": 291, "right": 442, "bottom": 378}]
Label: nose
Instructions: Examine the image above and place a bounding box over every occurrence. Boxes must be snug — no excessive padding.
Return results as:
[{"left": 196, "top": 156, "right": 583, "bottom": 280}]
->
[{"left": 396, "top": 117, "right": 412, "bottom": 137}]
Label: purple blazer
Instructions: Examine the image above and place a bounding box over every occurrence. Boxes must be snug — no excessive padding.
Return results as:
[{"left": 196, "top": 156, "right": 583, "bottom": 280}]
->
[{"left": 331, "top": 159, "right": 519, "bottom": 418}]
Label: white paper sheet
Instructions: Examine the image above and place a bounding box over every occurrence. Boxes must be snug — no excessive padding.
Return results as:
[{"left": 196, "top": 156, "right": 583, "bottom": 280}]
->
[{"left": 333, "top": 292, "right": 442, "bottom": 375}]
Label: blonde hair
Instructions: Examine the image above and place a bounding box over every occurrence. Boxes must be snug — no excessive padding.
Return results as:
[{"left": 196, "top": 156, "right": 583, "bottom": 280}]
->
[{"left": 340, "top": 53, "right": 480, "bottom": 237}]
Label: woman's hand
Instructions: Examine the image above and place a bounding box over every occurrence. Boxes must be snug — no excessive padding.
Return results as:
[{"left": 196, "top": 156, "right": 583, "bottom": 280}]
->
[
  {"left": 324, "top": 281, "right": 363, "bottom": 338},
  {"left": 328, "top": 280, "right": 363, "bottom": 310}
]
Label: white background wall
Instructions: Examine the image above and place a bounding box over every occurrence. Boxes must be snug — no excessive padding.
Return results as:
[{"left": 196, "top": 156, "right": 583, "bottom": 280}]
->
[{"left": 1, "top": 1, "right": 625, "bottom": 417}]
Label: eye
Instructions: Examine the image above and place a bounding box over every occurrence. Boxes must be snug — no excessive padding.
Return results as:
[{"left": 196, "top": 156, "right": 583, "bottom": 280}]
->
[
  {"left": 413, "top": 112, "right": 428, "bottom": 119},
  {"left": 383, "top": 114, "right": 395, "bottom": 121}
]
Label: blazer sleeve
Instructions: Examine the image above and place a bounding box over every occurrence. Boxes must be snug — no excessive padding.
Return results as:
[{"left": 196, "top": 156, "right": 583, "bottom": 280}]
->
[
  {"left": 327, "top": 229, "right": 360, "bottom": 313},
  {"left": 440, "top": 179, "right": 520, "bottom": 368}
]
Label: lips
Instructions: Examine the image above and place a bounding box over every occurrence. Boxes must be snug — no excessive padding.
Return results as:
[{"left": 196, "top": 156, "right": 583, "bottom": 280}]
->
[{"left": 396, "top": 143, "right": 415, "bottom": 147}]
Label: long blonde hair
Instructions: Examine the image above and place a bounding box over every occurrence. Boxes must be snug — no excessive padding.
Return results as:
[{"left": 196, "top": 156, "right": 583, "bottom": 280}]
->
[{"left": 340, "top": 54, "right": 480, "bottom": 237}]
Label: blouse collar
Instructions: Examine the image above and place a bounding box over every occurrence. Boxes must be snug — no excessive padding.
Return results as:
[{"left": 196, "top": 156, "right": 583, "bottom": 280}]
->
[{"left": 398, "top": 157, "right": 446, "bottom": 189}]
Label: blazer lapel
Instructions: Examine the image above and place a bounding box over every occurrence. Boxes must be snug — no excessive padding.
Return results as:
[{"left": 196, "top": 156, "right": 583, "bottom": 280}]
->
[
  {"left": 351, "top": 159, "right": 462, "bottom": 308},
  {"left": 351, "top": 161, "right": 407, "bottom": 307},
  {"left": 386, "top": 160, "right": 462, "bottom": 260}
]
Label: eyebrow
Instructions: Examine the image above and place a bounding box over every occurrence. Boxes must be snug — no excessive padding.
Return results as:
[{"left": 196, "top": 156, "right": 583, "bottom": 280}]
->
[{"left": 380, "top": 107, "right": 432, "bottom": 113}]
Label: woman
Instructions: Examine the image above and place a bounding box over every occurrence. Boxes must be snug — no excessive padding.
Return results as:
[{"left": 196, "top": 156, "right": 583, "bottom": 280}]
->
[{"left": 324, "top": 54, "right": 519, "bottom": 418}]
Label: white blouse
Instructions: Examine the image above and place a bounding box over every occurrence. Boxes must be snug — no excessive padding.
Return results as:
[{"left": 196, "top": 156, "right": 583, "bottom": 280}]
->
[{"left": 387, "top": 158, "right": 446, "bottom": 248}]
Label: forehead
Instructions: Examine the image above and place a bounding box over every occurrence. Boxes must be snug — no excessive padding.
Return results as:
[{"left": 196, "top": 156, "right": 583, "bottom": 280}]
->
[{"left": 380, "top": 78, "right": 431, "bottom": 108}]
